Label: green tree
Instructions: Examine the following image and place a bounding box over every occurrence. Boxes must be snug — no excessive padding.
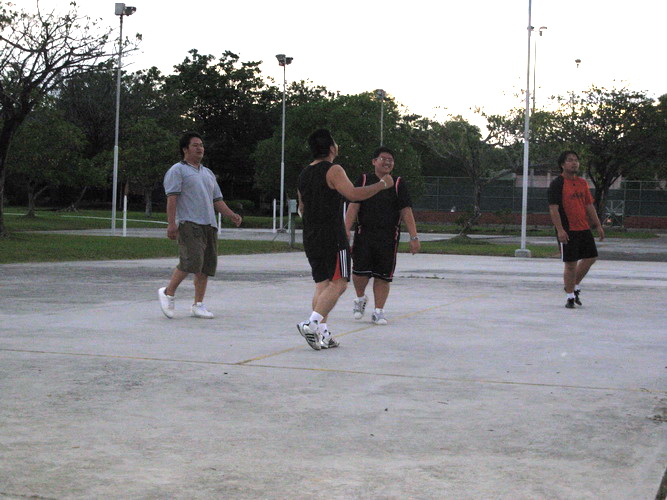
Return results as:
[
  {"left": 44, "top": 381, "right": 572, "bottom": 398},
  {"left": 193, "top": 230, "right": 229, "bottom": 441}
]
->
[
  {"left": 120, "top": 117, "right": 176, "bottom": 216},
  {"left": 626, "top": 93, "right": 667, "bottom": 182},
  {"left": 654, "top": 94, "right": 667, "bottom": 180},
  {"left": 483, "top": 107, "right": 563, "bottom": 171},
  {"left": 0, "top": 1, "right": 124, "bottom": 236},
  {"left": 163, "top": 50, "right": 276, "bottom": 200},
  {"left": 125, "top": 66, "right": 190, "bottom": 133},
  {"left": 252, "top": 92, "right": 422, "bottom": 205},
  {"left": 411, "top": 116, "right": 511, "bottom": 235},
  {"left": 56, "top": 65, "right": 117, "bottom": 158},
  {"left": 6, "top": 106, "right": 86, "bottom": 216},
  {"left": 57, "top": 66, "right": 186, "bottom": 210},
  {"left": 551, "top": 86, "right": 658, "bottom": 215}
]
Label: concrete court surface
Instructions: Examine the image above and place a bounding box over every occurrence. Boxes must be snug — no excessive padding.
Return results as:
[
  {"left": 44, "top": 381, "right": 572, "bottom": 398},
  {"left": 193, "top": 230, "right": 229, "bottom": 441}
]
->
[{"left": 0, "top": 251, "right": 666, "bottom": 499}]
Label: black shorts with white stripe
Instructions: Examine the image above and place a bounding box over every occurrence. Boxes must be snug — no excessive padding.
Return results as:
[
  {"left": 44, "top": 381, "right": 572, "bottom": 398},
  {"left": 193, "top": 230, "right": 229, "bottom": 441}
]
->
[
  {"left": 559, "top": 229, "right": 598, "bottom": 262},
  {"left": 308, "top": 247, "right": 351, "bottom": 283}
]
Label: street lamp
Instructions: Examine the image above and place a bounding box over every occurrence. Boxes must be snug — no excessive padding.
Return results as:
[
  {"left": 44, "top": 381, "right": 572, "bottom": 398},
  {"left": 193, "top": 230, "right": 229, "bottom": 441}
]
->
[
  {"left": 515, "top": 0, "right": 532, "bottom": 258},
  {"left": 275, "top": 53, "right": 293, "bottom": 232},
  {"left": 111, "top": 3, "right": 136, "bottom": 235},
  {"left": 532, "top": 26, "right": 547, "bottom": 113},
  {"left": 376, "top": 89, "right": 386, "bottom": 146}
]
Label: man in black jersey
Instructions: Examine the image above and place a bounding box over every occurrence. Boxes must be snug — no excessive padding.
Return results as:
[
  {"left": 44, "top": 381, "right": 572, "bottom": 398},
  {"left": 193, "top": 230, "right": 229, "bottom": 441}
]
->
[
  {"left": 345, "top": 147, "right": 420, "bottom": 325},
  {"left": 296, "top": 129, "right": 395, "bottom": 350}
]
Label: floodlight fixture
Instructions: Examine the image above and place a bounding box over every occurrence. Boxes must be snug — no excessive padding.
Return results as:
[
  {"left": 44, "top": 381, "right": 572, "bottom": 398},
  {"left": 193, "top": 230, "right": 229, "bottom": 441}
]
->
[
  {"left": 115, "top": 3, "right": 136, "bottom": 16},
  {"left": 276, "top": 54, "right": 293, "bottom": 67}
]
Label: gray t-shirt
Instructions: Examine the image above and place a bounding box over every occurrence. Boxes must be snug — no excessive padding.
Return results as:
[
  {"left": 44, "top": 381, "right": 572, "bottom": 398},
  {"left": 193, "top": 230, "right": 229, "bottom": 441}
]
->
[{"left": 163, "top": 161, "right": 223, "bottom": 227}]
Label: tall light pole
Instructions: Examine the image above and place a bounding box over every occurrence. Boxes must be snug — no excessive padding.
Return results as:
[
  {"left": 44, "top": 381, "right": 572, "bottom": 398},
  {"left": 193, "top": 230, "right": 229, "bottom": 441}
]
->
[
  {"left": 515, "top": 0, "right": 532, "bottom": 258},
  {"left": 376, "top": 89, "right": 386, "bottom": 146},
  {"left": 276, "top": 54, "right": 293, "bottom": 232},
  {"left": 112, "top": 3, "right": 136, "bottom": 235},
  {"left": 532, "top": 26, "right": 547, "bottom": 113}
]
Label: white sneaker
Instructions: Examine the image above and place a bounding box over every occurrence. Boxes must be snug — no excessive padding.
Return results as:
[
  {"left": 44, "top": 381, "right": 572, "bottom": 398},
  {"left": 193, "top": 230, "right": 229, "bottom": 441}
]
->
[
  {"left": 372, "top": 309, "right": 388, "bottom": 325},
  {"left": 158, "top": 287, "right": 175, "bottom": 319},
  {"left": 191, "top": 302, "right": 214, "bottom": 319},
  {"left": 320, "top": 333, "right": 339, "bottom": 349},
  {"left": 296, "top": 321, "right": 321, "bottom": 350},
  {"left": 353, "top": 295, "right": 368, "bottom": 320}
]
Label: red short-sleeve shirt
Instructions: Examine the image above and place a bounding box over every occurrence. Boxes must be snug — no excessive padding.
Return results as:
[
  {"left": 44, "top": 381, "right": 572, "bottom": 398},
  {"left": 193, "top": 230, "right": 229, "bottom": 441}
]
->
[{"left": 561, "top": 176, "right": 593, "bottom": 231}]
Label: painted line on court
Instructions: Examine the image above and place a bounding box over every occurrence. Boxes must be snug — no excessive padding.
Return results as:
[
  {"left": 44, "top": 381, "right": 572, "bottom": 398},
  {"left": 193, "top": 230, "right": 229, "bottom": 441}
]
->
[
  {"left": 234, "top": 294, "right": 488, "bottom": 364},
  {"left": 1, "top": 347, "right": 664, "bottom": 395}
]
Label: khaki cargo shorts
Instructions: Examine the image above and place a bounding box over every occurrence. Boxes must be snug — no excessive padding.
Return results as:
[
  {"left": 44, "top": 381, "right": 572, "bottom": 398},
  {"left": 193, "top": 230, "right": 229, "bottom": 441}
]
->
[{"left": 177, "top": 221, "right": 218, "bottom": 276}]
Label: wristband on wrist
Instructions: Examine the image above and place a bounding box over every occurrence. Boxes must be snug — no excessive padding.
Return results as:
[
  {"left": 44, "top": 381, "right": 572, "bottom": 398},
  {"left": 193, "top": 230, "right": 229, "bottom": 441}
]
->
[
  {"left": 410, "top": 235, "right": 419, "bottom": 241},
  {"left": 380, "top": 179, "right": 387, "bottom": 188}
]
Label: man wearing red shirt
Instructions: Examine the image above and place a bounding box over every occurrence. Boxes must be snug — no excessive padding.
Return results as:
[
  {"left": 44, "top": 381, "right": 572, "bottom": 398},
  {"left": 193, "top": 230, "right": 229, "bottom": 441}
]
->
[{"left": 548, "top": 151, "right": 605, "bottom": 309}]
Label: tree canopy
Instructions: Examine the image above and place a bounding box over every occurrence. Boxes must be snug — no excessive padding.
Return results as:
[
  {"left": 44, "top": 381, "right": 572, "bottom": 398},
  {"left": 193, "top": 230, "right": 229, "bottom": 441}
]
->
[
  {"left": 0, "top": 0, "right": 118, "bottom": 235},
  {"left": 0, "top": 2, "right": 664, "bottom": 233}
]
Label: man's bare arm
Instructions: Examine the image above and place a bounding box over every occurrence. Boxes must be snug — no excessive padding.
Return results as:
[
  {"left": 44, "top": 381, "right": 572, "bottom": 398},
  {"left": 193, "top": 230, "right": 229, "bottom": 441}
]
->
[
  {"left": 297, "top": 190, "right": 304, "bottom": 217},
  {"left": 549, "top": 204, "right": 569, "bottom": 243},
  {"left": 345, "top": 202, "right": 360, "bottom": 239},
  {"left": 326, "top": 164, "right": 393, "bottom": 201},
  {"left": 213, "top": 200, "right": 242, "bottom": 227},
  {"left": 166, "top": 194, "right": 179, "bottom": 240},
  {"left": 585, "top": 204, "right": 605, "bottom": 241},
  {"left": 400, "top": 206, "right": 421, "bottom": 254}
]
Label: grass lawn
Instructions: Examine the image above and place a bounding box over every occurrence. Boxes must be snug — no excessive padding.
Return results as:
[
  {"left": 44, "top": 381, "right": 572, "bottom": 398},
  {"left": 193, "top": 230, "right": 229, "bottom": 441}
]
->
[
  {"left": 0, "top": 232, "right": 557, "bottom": 264},
  {"left": 0, "top": 207, "right": 646, "bottom": 263},
  {"left": 3, "top": 207, "right": 657, "bottom": 238},
  {"left": 399, "top": 237, "right": 559, "bottom": 259},
  {"left": 0, "top": 233, "right": 296, "bottom": 264}
]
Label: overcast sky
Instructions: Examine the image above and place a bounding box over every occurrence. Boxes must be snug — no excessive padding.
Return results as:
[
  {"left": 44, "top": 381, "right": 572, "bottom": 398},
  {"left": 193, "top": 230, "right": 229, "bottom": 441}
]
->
[{"left": 22, "top": 0, "right": 667, "bottom": 125}]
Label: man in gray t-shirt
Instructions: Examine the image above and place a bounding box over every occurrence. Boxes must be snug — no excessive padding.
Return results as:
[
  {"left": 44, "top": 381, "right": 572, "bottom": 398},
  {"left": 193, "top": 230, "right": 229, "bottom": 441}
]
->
[{"left": 157, "top": 132, "right": 242, "bottom": 319}]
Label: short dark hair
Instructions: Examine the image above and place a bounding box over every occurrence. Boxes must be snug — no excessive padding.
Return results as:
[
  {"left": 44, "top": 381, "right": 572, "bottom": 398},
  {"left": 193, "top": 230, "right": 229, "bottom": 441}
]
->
[
  {"left": 372, "top": 146, "right": 395, "bottom": 160},
  {"left": 557, "top": 150, "right": 579, "bottom": 171},
  {"left": 179, "top": 132, "right": 202, "bottom": 159},
  {"left": 308, "top": 129, "right": 335, "bottom": 159}
]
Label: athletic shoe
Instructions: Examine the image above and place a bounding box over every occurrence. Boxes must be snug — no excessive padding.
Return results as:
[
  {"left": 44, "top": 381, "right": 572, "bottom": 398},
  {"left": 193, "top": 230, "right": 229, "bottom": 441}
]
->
[
  {"left": 565, "top": 298, "right": 576, "bottom": 309},
  {"left": 320, "top": 334, "right": 340, "bottom": 349},
  {"left": 158, "top": 287, "right": 175, "bottom": 319},
  {"left": 297, "top": 321, "right": 321, "bottom": 350},
  {"left": 574, "top": 289, "right": 582, "bottom": 306},
  {"left": 191, "top": 302, "right": 214, "bottom": 319},
  {"left": 353, "top": 295, "right": 368, "bottom": 320},
  {"left": 372, "top": 310, "right": 388, "bottom": 325}
]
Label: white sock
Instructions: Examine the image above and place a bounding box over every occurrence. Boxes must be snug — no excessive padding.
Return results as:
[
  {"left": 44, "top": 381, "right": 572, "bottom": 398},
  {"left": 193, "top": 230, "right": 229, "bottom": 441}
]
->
[
  {"left": 319, "top": 322, "right": 329, "bottom": 336},
  {"left": 567, "top": 293, "right": 575, "bottom": 299},
  {"left": 355, "top": 295, "right": 367, "bottom": 302},
  {"left": 309, "top": 312, "right": 324, "bottom": 324},
  {"left": 574, "top": 284, "right": 581, "bottom": 292},
  {"left": 374, "top": 308, "right": 384, "bottom": 314}
]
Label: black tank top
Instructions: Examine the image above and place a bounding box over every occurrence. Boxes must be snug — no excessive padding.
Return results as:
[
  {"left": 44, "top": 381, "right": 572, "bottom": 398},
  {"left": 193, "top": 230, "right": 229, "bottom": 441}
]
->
[{"left": 297, "top": 160, "right": 348, "bottom": 255}]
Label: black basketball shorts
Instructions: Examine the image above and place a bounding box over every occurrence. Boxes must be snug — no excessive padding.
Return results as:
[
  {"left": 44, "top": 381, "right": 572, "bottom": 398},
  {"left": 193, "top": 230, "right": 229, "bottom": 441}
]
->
[{"left": 559, "top": 229, "right": 598, "bottom": 262}]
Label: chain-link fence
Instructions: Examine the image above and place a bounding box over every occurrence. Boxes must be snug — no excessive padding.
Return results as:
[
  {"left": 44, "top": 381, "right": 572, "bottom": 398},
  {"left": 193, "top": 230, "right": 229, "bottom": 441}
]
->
[{"left": 416, "top": 177, "right": 667, "bottom": 218}]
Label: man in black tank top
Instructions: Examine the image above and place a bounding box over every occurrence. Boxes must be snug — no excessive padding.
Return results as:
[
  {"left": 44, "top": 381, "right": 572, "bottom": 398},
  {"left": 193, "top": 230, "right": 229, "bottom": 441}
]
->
[
  {"left": 296, "top": 129, "right": 395, "bottom": 350},
  {"left": 344, "top": 147, "right": 421, "bottom": 326}
]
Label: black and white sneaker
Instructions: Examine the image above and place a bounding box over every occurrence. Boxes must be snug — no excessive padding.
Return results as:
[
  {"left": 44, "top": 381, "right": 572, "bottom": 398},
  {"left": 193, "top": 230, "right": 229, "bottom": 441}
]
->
[
  {"left": 353, "top": 295, "right": 368, "bottom": 320},
  {"left": 574, "top": 289, "right": 582, "bottom": 306},
  {"left": 297, "top": 321, "right": 321, "bottom": 350},
  {"left": 320, "top": 334, "right": 339, "bottom": 349},
  {"left": 565, "top": 298, "right": 576, "bottom": 309}
]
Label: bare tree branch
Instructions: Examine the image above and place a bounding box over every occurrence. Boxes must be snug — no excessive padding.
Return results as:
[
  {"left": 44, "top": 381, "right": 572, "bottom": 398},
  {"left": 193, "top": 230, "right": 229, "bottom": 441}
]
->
[{"left": 0, "top": 0, "right": 138, "bottom": 236}]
